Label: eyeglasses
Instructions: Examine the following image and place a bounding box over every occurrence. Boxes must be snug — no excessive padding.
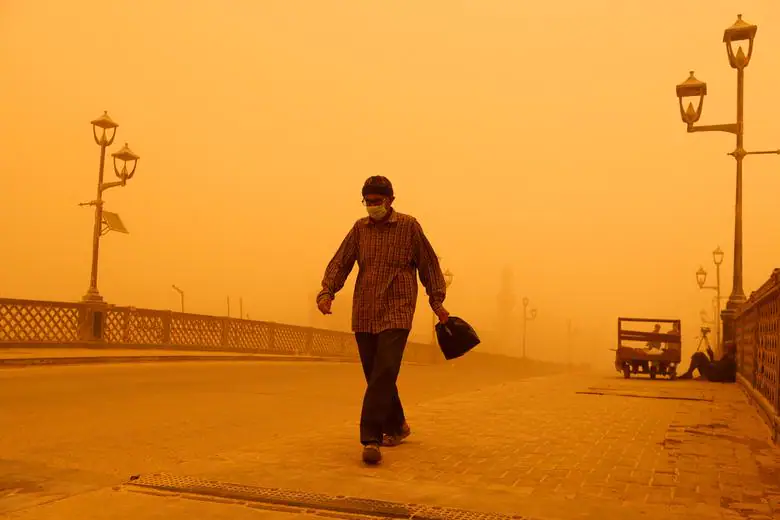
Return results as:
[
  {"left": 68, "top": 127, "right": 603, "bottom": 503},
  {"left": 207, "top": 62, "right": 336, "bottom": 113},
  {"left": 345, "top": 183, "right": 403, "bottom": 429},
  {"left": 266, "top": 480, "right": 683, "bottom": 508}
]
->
[{"left": 361, "top": 198, "right": 385, "bottom": 207}]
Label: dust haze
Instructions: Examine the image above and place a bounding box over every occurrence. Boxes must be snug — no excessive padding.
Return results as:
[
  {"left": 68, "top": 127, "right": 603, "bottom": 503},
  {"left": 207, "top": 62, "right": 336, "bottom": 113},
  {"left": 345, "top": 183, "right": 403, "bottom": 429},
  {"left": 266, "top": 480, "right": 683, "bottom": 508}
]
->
[{"left": 2, "top": 1, "right": 779, "bottom": 369}]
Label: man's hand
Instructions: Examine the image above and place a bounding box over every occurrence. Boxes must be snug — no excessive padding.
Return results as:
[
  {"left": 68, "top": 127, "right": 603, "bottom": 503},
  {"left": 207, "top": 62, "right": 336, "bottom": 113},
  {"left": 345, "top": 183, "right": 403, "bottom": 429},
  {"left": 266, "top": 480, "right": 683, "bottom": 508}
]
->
[
  {"left": 317, "top": 297, "right": 333, "bottom": 315},
  {"left": 435, "top": 307, "right": 449, "bottom": 324}
]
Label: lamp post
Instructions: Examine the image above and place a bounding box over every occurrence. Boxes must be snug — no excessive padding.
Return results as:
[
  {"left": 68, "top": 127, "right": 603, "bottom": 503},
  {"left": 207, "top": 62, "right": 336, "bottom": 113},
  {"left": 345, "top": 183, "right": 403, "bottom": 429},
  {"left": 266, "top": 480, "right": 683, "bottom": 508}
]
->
[
  {"left": 521, "top": 297, "right": 537, "bottom": 359},
  {"left": 431, "top": 268, "right": 454, "bottom": 344},
  {"left": 81, "top": 111, "right": 140, "bottom": 303},
  {"left": 171, "top": 285, "right": 185, "bottom": 312},
  {"left": 695, "top": 246, "right": 725, "bottom": 352},
  {"left": 700, "top": 297, "right": 718, "bottom": 327},
  {"left": 675, "top": 14, "right": 779, "bottom": 347}
]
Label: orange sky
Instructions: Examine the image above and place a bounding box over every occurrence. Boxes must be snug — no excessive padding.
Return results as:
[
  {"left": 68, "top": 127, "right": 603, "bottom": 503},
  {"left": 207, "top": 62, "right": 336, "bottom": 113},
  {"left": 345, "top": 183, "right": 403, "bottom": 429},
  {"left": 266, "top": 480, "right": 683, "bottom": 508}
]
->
[{"left": 1, "top": 1, "right": 779, "bottom": 365}]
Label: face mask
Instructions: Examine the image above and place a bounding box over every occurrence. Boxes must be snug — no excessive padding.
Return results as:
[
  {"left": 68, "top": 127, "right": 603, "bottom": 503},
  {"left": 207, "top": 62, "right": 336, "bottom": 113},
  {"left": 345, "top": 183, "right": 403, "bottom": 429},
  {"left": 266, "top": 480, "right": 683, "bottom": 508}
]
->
[{"left": 366, "top": 204, "right": 388, "bottom": 220}]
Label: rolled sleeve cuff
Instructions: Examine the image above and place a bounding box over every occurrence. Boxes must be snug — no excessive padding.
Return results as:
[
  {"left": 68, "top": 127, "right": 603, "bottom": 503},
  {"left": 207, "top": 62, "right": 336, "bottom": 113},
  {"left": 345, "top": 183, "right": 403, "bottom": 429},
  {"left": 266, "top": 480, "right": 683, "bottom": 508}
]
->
[
  {"left": 316, "top": 289, "right": 334, "bottom": 303},
  {"left": 430, "top": 300, "right": 444, "bottom": 313}
]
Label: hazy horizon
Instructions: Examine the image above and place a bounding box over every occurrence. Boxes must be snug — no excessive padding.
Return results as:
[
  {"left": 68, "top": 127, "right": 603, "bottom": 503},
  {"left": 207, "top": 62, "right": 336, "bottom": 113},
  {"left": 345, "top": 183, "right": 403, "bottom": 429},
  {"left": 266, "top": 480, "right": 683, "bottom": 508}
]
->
[{"left": 2, "top": 1, "right": 779, "bottom": 366}]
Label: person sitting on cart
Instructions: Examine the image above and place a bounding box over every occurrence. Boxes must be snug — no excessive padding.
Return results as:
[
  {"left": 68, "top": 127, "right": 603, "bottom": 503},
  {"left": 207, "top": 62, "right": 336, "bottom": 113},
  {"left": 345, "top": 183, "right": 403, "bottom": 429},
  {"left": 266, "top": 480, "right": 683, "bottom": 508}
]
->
[
  {"left": 678, "top": 341, "right": 737, "bottom": 382},
  {"left": 629, "top": 323, "right": 662, "bottom": 374},
  {"left": 645, "top": 323, "right": 663, "bottom": 351},
  {"left": 663, "top": 322, "right": 681, "bottom": 351}
]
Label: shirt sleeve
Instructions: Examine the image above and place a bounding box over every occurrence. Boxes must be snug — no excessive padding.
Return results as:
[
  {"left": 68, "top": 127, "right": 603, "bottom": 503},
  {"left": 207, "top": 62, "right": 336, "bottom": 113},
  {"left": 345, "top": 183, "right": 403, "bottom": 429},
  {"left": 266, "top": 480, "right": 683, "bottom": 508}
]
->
[
  {"left": 411, "top": 220, "right": 447, "bottom": 313},
  {"left": 317, "top": 224, "right": 358, "bottom": 303}
]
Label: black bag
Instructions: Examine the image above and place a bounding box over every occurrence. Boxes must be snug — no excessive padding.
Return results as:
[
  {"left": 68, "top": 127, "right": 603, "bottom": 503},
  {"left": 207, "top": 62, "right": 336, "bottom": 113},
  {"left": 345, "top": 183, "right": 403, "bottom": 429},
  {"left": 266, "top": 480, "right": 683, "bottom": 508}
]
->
[{"left": 436, "top": 316, "right": 481, "bottom": 360}]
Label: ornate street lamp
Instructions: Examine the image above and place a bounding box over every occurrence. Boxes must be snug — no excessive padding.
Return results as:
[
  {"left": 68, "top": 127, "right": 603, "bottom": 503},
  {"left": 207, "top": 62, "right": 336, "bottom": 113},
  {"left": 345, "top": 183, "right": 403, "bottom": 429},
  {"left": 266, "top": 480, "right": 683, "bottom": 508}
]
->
[
  {"left": 676, "top": 71, "right": 708, "bottom": 129},
  {"left": 712, "top": 246, "right": 724, "bottom": 352},
  {"left": 695, "top": 245, "right": 726, "bottom": 354},
  {"left": 696, "top": 266, "right": 708, "bottom": 289},
  {"left": 675, "top": 14, "right": 778, "bottom": 348},
  {"left": 111, "top": 143, "right": 140, "bottom": 184},
  {"left": 713, "top": 245, "right": 725, "bottom": 266},
  {"left": 81, "top": 111, "right": 140, "bottom": 302},
  {"left": 521, "top": 296, "right": 537, "bottom": 359}
]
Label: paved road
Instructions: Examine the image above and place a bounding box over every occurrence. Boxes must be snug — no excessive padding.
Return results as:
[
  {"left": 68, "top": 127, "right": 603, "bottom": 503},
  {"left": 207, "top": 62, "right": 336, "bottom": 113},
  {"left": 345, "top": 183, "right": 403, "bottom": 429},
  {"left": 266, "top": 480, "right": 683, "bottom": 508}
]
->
[
  {"left": 161, "top": 374, "right": 779, "bottom": 520},
  {"left": 3, "top": 360, "right": 778, "bottom": 520},
  {"left": 1, "top": 357, "right": 561, "bottom": 517}
]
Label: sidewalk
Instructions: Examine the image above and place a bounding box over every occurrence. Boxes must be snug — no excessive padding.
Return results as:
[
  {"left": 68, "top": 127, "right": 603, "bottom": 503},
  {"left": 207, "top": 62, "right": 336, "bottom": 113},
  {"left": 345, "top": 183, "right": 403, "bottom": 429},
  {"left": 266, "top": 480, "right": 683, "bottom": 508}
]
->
[
  {"left": 5, "top": 372, "right": 780, "bottom": 520},
  {"left": 0, "top": 347, "right": 345, "bottom": 367}
]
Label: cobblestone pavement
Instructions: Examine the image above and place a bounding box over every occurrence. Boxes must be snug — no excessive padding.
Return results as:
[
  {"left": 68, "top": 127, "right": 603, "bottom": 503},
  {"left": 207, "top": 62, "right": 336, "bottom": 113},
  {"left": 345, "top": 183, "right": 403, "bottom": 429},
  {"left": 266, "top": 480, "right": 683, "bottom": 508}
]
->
[
  {"left": 165, "top": 373, "right": 780, "bottom": 520},
  {"left": 0, "top": 356, "right": 561, "bottom": 519},
  {"left": 2, "top": 364, "right": 777, "bottom": 520}
]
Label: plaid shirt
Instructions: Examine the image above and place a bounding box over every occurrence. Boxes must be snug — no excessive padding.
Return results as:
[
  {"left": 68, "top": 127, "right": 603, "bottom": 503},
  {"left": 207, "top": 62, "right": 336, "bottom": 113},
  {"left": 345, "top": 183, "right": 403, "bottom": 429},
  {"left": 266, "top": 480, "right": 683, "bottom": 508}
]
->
[{"left": 317, "top": 210, "right": 447, "bottom": 334}]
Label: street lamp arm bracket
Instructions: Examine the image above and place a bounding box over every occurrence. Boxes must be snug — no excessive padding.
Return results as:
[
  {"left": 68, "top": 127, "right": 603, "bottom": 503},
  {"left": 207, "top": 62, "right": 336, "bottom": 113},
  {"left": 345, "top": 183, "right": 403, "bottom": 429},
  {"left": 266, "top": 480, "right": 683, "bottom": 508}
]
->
[
  {"left": 687, "top": 122, "right": 738, "bottom": 134},
  {"left": 100, "top": 180, "right": 126, "bottom": 193},
  {"left": 743, "top": 149, "right": 780, "bottom": 156}
]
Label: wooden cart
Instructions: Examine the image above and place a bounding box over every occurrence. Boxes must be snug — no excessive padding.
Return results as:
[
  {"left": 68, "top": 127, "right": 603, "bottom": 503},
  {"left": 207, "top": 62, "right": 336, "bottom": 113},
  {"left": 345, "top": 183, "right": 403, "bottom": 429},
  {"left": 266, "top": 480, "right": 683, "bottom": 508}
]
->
[{"left": 615, "top": 317, "right": 682, "bottom": 380}]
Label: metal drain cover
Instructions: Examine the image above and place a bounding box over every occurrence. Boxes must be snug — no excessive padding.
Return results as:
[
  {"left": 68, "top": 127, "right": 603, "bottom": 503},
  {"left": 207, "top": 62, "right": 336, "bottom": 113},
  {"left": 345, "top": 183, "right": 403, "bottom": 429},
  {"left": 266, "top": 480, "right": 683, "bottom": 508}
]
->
[{"left": 125, "top": 473, "right": 529, "bottom": 520}]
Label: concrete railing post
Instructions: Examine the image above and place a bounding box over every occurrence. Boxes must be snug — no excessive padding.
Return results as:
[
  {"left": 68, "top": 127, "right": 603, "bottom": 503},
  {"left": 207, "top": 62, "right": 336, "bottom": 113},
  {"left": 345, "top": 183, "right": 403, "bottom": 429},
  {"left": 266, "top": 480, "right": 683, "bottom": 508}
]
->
[
  {"left": 268, "top": 323, "right": 277, "bottom": 353},
  {"left": 162, "top": 311, "right": 172, "bottom": 345},
  {"left": 79, "top": 302, "right": 108, "bottom": 343},
  {"left": 221, "top": 317, "right": 230, "bottom": 348}
]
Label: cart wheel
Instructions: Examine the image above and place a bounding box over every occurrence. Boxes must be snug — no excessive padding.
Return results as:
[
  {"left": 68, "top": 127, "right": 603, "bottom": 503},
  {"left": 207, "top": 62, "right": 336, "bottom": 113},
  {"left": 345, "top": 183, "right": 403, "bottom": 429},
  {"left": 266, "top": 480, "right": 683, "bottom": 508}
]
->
[
  {"left": 623, "top": 365, "right": 631, "bottom": 379},
  {"left": 650, "top": 366, "right": 658, "bottom": 380}
]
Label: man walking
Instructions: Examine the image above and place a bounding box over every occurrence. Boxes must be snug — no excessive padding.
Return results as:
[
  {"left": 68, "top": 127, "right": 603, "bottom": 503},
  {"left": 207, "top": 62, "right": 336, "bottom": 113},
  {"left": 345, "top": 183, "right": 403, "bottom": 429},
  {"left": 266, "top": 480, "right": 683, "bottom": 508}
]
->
[{"left": 316, "top": 175, "right": 449, "bottom": 465}]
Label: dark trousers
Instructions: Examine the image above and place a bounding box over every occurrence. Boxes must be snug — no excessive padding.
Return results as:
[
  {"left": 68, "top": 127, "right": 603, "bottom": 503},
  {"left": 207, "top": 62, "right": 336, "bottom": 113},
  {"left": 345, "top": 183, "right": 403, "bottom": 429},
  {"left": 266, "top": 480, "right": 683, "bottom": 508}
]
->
[
  {"left": 355, "top": 329, "right": 409, "bottom": 445},
  {"left": 682, "top": 352, "right": 715, "bottom": 379}
]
